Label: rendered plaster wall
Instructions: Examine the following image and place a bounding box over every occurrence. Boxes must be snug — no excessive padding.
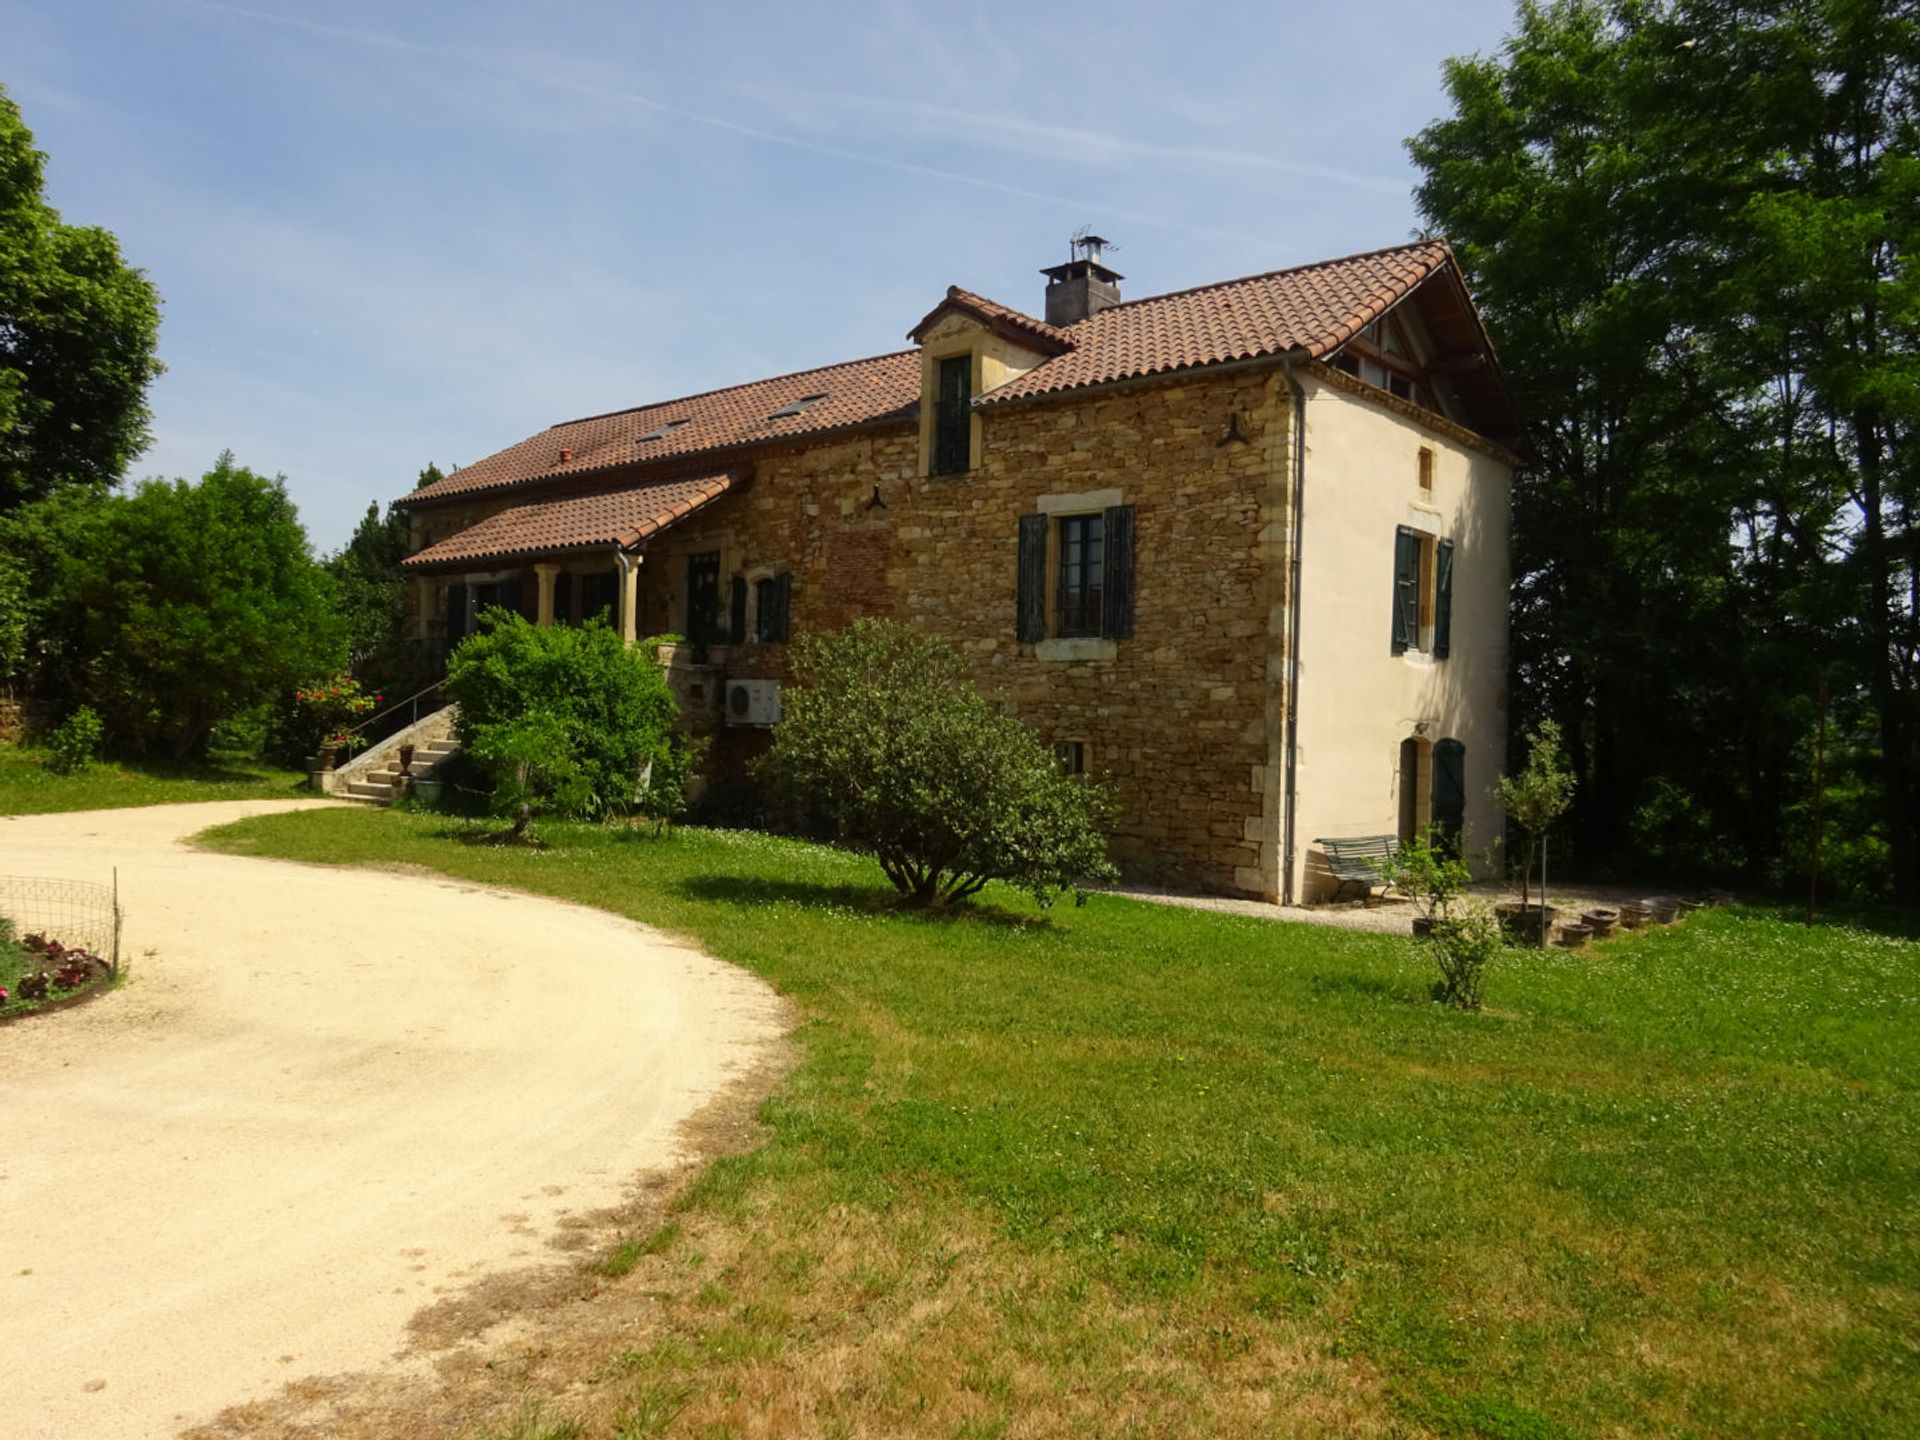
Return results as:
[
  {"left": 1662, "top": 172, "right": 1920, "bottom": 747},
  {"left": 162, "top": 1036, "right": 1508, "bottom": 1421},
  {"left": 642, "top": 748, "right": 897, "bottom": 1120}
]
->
[{"left": 1287, "top": 370, "right": 1513, "bottom": 901}]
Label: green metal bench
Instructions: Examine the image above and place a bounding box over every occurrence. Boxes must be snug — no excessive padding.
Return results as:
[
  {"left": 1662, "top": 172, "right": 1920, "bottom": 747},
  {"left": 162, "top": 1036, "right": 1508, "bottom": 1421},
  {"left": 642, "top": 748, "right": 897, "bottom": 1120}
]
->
[{"left": 1312, "top": 834, "right": 1402, "bottom": 903}]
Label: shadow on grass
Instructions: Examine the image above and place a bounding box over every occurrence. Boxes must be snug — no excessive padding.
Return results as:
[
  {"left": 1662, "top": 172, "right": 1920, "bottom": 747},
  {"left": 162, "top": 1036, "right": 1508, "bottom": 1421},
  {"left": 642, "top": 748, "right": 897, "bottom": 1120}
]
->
[
  {"left": 1740, "top": 898, "right": 1920, "bottom": 943},
  {"left": 672, "top": 872, "right": 1050, "bottom": 931}
]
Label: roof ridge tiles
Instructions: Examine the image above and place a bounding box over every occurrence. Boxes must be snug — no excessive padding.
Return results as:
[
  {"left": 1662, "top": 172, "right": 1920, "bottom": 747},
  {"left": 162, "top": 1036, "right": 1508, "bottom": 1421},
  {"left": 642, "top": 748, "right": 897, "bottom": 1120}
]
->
[{"left": 1067, "top": 238, "right": 1452, "bottom": 322}]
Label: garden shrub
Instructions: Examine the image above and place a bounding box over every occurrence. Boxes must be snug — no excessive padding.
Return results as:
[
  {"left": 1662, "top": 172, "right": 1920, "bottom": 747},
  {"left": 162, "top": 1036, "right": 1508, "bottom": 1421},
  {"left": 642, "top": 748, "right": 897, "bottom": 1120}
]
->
[
  {"left": 45, "top": 705, "right": 103, "bottom": 774},
  {"left": 1426, "top": 903, "right": 1502, "bottom": 1010},
  {"left": 269, "top": 673, "right": 379, "bottom": 765},
  {"left": 445, "top": 611, "right": 679, "bottom": 818},
  {"left": 761, "top": 618, "right": 1118, "bottom": 908}
]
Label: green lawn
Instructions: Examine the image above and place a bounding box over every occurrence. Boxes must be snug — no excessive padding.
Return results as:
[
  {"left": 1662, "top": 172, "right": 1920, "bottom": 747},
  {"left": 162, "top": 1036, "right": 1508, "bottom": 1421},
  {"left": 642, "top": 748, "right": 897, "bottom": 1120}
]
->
[
  {"left": 201, "top": 807, "right": 1919, "bottom": 1440},
  {"left": 0, "top": 742, "right": 308, "bottom": 814}
]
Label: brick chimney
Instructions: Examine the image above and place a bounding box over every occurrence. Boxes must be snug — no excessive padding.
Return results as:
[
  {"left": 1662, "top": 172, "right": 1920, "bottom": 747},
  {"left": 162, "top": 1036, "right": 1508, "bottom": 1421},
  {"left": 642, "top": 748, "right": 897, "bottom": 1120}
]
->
[{"left": 1040, "top": 232, "right": 1123, "bottom": 326}]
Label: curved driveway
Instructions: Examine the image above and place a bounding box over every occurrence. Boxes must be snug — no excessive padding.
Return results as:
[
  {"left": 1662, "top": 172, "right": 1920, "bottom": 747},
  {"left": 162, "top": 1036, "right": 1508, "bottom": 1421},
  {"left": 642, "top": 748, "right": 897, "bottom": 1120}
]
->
[{"left": 0, "top": 801, "right": 785, "bottom": 1440}]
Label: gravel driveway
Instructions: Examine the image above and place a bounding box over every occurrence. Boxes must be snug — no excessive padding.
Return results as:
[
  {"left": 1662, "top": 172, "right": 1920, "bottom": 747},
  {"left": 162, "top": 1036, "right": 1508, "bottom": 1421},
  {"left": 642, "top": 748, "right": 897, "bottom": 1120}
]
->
[{"left": 0, "top": 800, "right": 785, "bottom": 1440}]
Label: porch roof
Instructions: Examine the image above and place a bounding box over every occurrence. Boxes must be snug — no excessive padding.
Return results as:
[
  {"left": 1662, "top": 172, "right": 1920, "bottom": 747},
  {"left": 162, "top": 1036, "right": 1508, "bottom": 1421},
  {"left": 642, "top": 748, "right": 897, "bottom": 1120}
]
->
[{"left": 401, "top": 470, "right": 741, "bottom": 571}]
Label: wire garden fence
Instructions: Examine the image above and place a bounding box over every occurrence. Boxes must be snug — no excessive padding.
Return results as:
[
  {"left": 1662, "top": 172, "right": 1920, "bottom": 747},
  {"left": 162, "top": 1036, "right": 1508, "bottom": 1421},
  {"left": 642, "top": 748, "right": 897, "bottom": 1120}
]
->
[{"left": 0, "top": 872, "right": 122, "bottom": 978}]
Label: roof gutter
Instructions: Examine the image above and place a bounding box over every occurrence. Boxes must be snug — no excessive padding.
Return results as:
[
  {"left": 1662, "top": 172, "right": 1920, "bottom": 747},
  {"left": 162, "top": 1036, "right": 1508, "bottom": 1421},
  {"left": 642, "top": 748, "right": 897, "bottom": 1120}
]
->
[{"left": 1280, "top": 351, "right": 1310, "bottom": 906}]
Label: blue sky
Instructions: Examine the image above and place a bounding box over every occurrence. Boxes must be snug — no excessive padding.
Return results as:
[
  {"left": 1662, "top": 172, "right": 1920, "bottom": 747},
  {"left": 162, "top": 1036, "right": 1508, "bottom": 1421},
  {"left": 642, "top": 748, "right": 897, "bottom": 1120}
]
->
[{"left": 3, "top": 0, "right": 1516, "bottom": 551}]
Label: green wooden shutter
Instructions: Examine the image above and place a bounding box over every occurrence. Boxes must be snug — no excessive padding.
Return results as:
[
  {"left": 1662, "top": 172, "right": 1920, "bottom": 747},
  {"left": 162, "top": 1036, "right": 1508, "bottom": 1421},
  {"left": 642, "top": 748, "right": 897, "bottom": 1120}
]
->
[
  {"left": 729, "top": 574, "right": 748, "bottom": 644},
  {"left": 1432, "top": 739, "right": 1466, "bottom": 854},
  {"left": 1016, "top": 514, "right": 1047, "bottom": 643},
  {"left": 1102, "top": 503, "right": 1136, "bottom": 640},
  {"left": 1392, "top": 526, "right": 1418, "bottom": 654},
  {"left": 770, "top": 573, "right": 791, "bottom": 642},
  {"left": 1434, "top": 538, "right": 1455, "bottom": 659}
]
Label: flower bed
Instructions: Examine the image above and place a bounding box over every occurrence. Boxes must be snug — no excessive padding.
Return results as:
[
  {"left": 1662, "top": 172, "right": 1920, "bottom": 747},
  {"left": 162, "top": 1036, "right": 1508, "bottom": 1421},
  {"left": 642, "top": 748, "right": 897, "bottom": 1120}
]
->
[{"left": 0, "top": 921, "right": 112, "bottom": 1019}]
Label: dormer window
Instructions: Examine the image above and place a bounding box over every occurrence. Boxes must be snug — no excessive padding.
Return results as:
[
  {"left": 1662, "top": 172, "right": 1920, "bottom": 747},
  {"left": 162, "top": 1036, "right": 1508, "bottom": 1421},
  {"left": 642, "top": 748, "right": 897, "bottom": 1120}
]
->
[{"left": 932, "top": 355, "right": 972, "bottom": 475}]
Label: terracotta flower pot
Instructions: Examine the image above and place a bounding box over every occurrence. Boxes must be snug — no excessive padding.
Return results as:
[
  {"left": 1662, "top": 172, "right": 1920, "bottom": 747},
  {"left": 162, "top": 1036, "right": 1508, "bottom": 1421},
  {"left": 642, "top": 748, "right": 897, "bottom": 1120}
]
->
[
  {"left": 1581, "top": 908, "right": 1618, "bottom": 939},
  {"left": 1557, "top": 922, "right": 1594, "bottom": 949}
]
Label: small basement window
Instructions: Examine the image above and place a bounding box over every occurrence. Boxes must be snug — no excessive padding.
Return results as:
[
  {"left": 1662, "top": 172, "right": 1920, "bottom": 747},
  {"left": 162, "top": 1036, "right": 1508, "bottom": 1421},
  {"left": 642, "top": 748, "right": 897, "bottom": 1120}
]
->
[
  {"left": 768, "top": 392, "right": 829, "bottom": 420},
  {"left": 1054, "top": 740, "right": 1086, "bottom": 775},
  {"left": 636, "top": 418, "right": 691, "bottom": 443}
]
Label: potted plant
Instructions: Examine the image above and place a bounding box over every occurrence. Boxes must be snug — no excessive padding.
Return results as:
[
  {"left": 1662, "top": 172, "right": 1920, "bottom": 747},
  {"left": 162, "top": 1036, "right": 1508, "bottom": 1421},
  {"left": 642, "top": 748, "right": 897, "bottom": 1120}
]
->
[
  {"left": 1381, "top": 828, "right": 1472, "bottom": 938},
  {"left": 1494, "top": 719, "right": 1576, "bottom": 946}
]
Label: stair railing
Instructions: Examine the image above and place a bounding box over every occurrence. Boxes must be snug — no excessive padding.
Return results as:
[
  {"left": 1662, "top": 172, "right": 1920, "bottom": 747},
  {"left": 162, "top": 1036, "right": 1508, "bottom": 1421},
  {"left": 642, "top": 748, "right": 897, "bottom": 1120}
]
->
[{"left": 342, "top": 677, "right": 449, "bottom": 752}]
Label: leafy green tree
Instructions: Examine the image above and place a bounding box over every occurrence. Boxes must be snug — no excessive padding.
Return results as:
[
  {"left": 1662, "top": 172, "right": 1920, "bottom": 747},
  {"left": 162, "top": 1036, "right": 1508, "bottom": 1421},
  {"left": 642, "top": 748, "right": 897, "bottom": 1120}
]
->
[
  {"left": 1410, "top": 0, "right": 1918, "bottom": 899},
  {"left": 762, "top": 619, "right": 1118, "bottom": 908},
  {"left": 49, "top": 453, "right": 346, "bottom": 757},
  {"left": 324, "top": 499, "right": 410, "bottom": 678},
  {"left": 1, "top": 84, "right": 163, "bottom": 513},
  {"left": 445, "top": 611, "right": 679, "bottom": 818}
]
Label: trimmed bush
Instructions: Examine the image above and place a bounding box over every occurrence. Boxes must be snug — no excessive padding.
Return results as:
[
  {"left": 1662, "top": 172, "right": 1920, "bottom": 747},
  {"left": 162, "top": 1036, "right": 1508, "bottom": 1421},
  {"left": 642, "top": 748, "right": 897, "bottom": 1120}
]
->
[
  {"left": 445, "top": 611, "right": 679, "bottom": 818},
  {"left": 762, "top": 619, "right": 1118, "bottom": 908}
]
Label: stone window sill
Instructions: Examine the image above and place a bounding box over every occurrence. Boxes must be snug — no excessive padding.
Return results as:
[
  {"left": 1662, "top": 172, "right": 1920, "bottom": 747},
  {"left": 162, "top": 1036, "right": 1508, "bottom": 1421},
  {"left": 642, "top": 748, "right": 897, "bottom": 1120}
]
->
[{"left": 1036, "top": 637, "right": 1117, "bottom": 663}]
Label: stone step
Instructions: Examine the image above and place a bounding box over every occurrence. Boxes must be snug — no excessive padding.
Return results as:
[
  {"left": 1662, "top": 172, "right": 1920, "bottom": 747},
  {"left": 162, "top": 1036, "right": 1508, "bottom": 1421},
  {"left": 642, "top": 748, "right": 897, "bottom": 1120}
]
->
[{"left": 346, "top": 780, "right": 394, "bottom": 800}]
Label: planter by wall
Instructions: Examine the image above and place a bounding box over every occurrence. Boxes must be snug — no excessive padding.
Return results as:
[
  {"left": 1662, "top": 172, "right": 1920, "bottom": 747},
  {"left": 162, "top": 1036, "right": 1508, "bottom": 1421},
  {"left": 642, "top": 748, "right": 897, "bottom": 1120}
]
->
[
  {"left": 1557, "top": 922, "right": 1594, "bottom": 949},
  {"left": 1495, "top": 902, "right": 1559, "bottom": 945},
  {"left": 1581, "top": 908, "right": 1618, "bottom": 939}
]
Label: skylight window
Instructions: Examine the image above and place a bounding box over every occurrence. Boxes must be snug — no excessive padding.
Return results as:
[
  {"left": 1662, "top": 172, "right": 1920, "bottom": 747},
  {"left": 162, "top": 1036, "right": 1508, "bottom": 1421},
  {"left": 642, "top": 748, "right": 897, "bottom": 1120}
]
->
[
  {"left": 636, "top": 418, "right": 691, "bottom": 443},
  {"left": 768, "top": 392, "right": 829, "bottom": 420}
]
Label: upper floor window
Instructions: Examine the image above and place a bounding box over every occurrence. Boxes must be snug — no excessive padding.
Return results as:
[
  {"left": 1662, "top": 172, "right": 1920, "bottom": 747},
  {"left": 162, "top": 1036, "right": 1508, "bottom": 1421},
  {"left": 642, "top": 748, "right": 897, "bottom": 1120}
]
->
[
  {"left": 1391, "top": 526, "right": 1453, "bottom": 658},
  {"left": 932, "top": 354, "right": 972, "bottom": 475},
  {"left": 1016, "top": 503, "right": 1135, "bottom": 646},
  {"left": 1056, "top": 513, "right": 1105, "bottom": 637}
]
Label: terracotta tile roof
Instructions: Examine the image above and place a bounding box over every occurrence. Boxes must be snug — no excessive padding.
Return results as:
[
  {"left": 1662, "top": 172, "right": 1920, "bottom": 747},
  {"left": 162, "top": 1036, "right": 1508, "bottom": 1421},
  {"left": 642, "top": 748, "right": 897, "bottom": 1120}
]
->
[
  {"left": 977, "top": 241, "right": 1455, "bottom": 405},
  {"left": 908, "top": 286, "right": 1074, "bottom": 352},
  {"left": 402, "top": 472, "right": 739, "bottom": 569},
  {"left": 406, "top": 351, "right": 919, "bottom": 507},
  {"left": 402, "top": 241, "right": 1477, "bottom": 511}
]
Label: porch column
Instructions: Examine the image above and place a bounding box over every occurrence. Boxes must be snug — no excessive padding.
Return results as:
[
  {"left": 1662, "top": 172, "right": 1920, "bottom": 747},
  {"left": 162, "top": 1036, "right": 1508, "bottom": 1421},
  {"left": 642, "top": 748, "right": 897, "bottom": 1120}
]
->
[
  {"left": 534, "top": 563, "right": 560, "bottom": 626},
  {"left": 616, "top": 552, "right": 641, "bottom": 647}
]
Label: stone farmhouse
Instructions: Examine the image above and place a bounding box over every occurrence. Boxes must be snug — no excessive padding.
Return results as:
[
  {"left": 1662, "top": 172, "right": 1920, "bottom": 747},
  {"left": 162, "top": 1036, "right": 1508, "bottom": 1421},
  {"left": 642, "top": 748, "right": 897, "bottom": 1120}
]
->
[{"left": 397, "top": 237, "right": 1521, "bottom": 902}]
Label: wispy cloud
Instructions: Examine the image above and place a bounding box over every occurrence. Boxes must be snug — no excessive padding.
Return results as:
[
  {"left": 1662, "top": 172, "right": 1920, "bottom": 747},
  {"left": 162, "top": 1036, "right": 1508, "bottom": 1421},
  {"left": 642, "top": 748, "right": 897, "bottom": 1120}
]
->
[
  {"left": 735, "top": 87, "right": 1410, "bottom": 196},
  {"left": 184, "top": 0, "right": 1252, "bottom": 239}
]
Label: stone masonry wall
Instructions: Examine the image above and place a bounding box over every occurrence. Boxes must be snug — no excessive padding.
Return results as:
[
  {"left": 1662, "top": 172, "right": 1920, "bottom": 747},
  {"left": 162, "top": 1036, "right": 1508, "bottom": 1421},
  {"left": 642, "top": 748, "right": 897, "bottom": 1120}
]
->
[
  {"left": 634, "top": 366, "right": 1294, "bottom": 895},
  {"left": 404, "top": 366, "right": 1295, "bottom": 894}
]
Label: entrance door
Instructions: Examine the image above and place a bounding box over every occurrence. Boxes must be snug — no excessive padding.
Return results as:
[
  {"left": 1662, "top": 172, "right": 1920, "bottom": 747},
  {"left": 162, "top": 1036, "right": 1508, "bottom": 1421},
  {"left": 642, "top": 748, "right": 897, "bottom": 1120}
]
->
[{"left": 1398, "top": 738, "right": 1423, "bottom": 845}]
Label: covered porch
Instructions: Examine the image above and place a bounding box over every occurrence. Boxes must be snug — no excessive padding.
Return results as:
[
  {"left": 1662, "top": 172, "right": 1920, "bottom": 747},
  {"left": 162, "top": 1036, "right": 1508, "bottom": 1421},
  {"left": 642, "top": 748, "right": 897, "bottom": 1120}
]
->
[{"left": 401, "top": 470, "right": 741, "bottom": 663}]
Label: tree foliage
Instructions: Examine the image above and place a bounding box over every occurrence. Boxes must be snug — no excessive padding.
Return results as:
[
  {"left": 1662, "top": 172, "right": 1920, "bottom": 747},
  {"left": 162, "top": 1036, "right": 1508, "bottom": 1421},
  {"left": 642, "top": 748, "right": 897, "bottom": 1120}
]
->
[
  {"left": 1, "top": 84, "right": 163, "bottom": 513},
  {"left": 39, "top": 453, "right": 346, "bottom": 757},
  {"left": 1410, "top": 0, "right": 1919, "bottom": 899},
  {"left": 762, "top": 619, "right": 1119, "bottom": 908},
  {"left": 445, "top": 611, "right": 679, "bottom": 819}
]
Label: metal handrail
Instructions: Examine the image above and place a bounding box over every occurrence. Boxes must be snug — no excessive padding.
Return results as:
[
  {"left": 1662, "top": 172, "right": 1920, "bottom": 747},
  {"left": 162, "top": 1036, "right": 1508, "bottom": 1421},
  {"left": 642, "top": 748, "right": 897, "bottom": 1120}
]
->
[{"left": 344, "top": 677, "right": 448, "bottom": 741}]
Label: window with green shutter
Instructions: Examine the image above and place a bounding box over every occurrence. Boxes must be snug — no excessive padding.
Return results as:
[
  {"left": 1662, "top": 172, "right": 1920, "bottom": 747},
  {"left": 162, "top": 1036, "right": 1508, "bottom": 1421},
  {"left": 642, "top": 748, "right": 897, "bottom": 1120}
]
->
[
  {"left": 1434, "top": 538, "right": 1455, "bottom": 659},
  {"left": 1392, "top": 526, "right": 1420, "bottom": 654}
]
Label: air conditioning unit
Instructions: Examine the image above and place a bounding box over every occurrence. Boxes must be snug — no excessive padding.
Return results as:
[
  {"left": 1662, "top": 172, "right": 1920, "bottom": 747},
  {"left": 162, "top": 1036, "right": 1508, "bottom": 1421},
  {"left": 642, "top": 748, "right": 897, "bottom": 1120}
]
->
[{"left": 725, "top": 678, "right": 781, "bottom": 727}]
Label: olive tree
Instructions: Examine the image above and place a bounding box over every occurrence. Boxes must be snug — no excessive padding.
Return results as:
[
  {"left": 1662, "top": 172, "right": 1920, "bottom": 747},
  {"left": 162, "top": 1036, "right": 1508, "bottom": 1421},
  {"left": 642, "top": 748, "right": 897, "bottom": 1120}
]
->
[{"left": 762, "top": 619, "right": 1117, "bottom": 908}]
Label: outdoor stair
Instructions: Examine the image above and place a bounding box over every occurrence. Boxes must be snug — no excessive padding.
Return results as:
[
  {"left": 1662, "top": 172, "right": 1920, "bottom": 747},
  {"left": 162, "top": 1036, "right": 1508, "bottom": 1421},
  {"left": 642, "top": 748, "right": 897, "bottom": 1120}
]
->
[
  {"left": 322, "top": 702, "right": 461, "bottom": 806},
  {"left": 342, "top": 735, "right": 460, "bottom": 803}
]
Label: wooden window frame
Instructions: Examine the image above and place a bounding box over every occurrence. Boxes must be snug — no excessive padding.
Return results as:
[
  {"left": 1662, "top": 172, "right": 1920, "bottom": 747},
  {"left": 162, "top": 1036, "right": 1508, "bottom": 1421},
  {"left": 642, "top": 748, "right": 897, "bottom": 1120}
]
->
[{"left": 1055, "top": 512, "right": 1106, "bottom": 638}]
